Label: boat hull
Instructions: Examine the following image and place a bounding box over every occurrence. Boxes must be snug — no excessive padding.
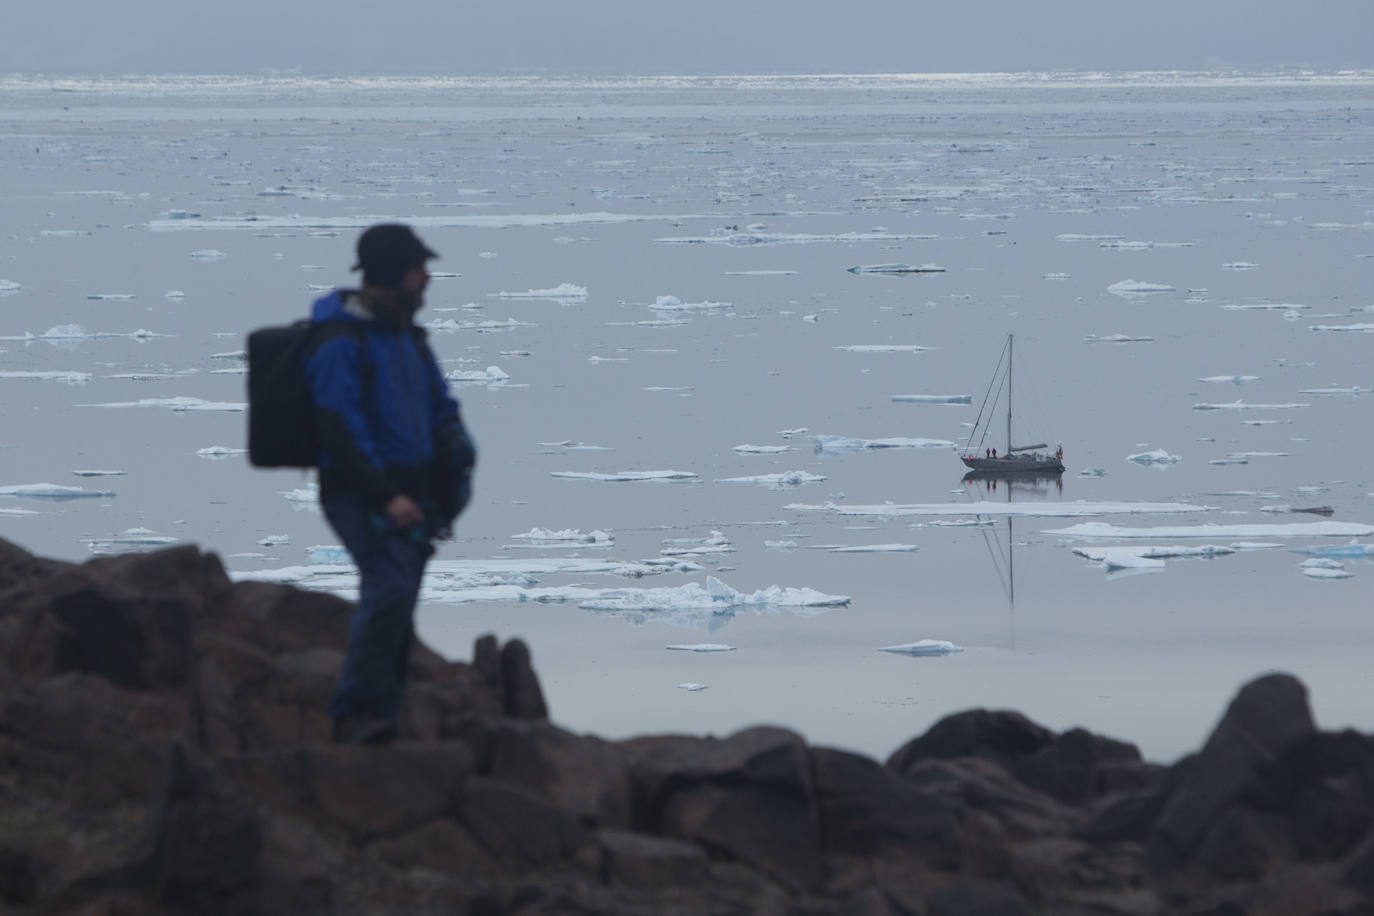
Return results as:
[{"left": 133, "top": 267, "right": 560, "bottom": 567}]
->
[{"left": 961, "top": 455, "right": 1064, "bottom": 473}]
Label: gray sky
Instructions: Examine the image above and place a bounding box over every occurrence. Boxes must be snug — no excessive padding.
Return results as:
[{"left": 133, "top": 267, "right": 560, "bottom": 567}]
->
[{"left": 7, "top": 0, "right": 1373, "bottom": 75}]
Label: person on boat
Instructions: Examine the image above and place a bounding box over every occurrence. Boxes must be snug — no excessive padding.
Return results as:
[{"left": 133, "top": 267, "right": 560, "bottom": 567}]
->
[
  {"left": 1056, "top": 444, "right": 1063, "bottom": 461},
  {"left": 985, "top": 448, "right": 991, "bottom": 459},
  {"left": 992, "top": 448, "right": 997, "bottom": 458}
]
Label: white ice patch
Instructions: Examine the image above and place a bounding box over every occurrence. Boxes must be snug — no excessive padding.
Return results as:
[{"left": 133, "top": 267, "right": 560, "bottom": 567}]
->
[
  {"left": 878, "top": 640, "right": 963, "bottom": 656},
  {"left": 1301, "top": 558, "right": 1353, "bottom": 579},
  {"left": 813, "top": 435, "right": 955, "bottom": 453},
  {"left": 892, "top": 394, "right": 971, "bottom": 404},
  {"left": 789, "top": 500, "right": 1210, "bottom": 518},
  {"left": 426, "top": 318, "right": 534, "bottom": 332},
  {"left": 497, "top": 283, "right": 587, "bottom": 300},
  {"left": 648, "top": 296, "right": 730, "bottom": 312},
  {"left": 1084, "top": 334, "right": 1153, "bottom": 343},
  {"left": 678, "top": 683, "right": 709, "bottom": 691},
  {"left": 578, "top": 575, "right": 850, "bottom": 611},
  {"left": 0, "top": 280, "right": 21, "bottom": 295},
  {"left": 445, "top": 366, "right": 510, "bottom": 384},
  {"left": 197, "top": 445, "right": 247, "bottom": 459},
  {"left": 1047, "top": 521, "right": 1374, "bottom": 540},
  {"left": 1221, "top": 303, "right": 1308, "bottom": 311},
  {"left": 732, "top": 444, "right": 791, "bottom": 454},
  {"left": 1309, "top": 323, "right": 1374, "bottom": 333},
  {"left": 715, "top": 471, "right": 826, "bottom": 488},
  {"left": 1127, "top": 448, "right": 1182, "bottom": 465},
  {"left": 258, "top": 534, "right": 291, "bottom": 547},
  {"left": 846, "top": 263, "right": 945, "bottom": 274},
  {"left": 1056, "top": 234, "right": 1124, "bottom": 242},
  {"left": 830, "top": 544, "right": 919, "bottom": 553},
  {"left": 510, "top": 528, "right": 613, "bottom": 545},
  {"left": 551, "top": 470, "right": 698, "bottom": 482},
  {"left": 724, "top": 270, "right": 796, "bottom": 276},
  {"left": 1299, "top": 386, "right": 1370, "bottom": 396},
  {"left": 1222, "top": 261, "right": 1259, "bottom": 270},
  {"left": 86, "top": 293, "right": 135, "bottom": 300},
  {"left": 0, "top": 483, "right": 114, "bottom": 499},
  {"left": 0, "top": 507, "right": 38, "bottom": 517},
  {"left": 833, "top": 345, "right": 934, "bottom": 353},
  {"left": 1073, "top": 544, "right": 1234, "bottom": 570},
  {"left": 666, "top": 644, "right": 736, "bottom": 652},
  {"left": 1200, "top": 375, "right": 1260, "bottom": 384},
  {"left": 1192, "top": 401, "right": 1309, "bottom": 411},
  {"left": 1294, "top": 543, "right": 1374, "bottom": 558},
  {"left": 77, "top": 396, "right": 244, "bottom": 412},
  {"left": 71, "top": 469, "right": 126, "bottom": 477},
  {"left": 0, "top": 371, "right": 92, "bottom": 383},
  {"left": 657, "top": 231, "right": 937, "bottom": 246},
  {"left": 1108, "top": 279, "right": 1175, "bottom": 297},
  {"left": 190, "top": 249, "right": 227, "bottom": 260}
]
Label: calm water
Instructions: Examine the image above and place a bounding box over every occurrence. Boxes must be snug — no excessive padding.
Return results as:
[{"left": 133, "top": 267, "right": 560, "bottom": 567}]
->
[{"left": 1, "top": 72, "right": 1371, "bottom": 762}]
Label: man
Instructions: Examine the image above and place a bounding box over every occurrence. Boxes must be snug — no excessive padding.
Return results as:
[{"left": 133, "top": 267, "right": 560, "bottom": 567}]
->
[{"left": 306, "top": 223, "right": 476, "bottom": 745}]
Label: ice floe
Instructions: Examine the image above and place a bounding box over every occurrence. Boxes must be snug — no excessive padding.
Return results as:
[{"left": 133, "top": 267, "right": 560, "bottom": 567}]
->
[
  {"left": 1072, "top": 544, "right": 1234, "bottom": 570},
  {"left": 1127, "top": 448, "right": 1182, "bottom": 465},
  {"left": 732, "top": 444, "right": 790, "bottom": 454},
  {"left": 510, "top": 528, "right": 613, "bottom": 545},
  {"left": 197, "top": 445, "right": 247, "bottom": 459},
  {"left": 813, "top": 435, "right": 954, "bottom": 453},
  {"left": 0, "top": 371, "right": 92, "bottom": 383},
  {"left": 1200, "top": 375, "right": 1260, "bottom": 385},
  {"left": 830, "top": 544, "right": 919, "bottom": 553},
  {"left": 833, "top": 345, "right": 933, "bottom": 353},
  {"left": 1300, "top": 558, "right": 1353, "bottom": 579},
  {"left": 846, "top": 263, "right": 945, "bottom": 274},
  {"left": 666, "top": 644, "right": 735, "bottom": 652},
  {"left": 496, "top": 283, "right": 587, "bottom": 300},
  {"left": 0, "top": 508, "right": 38, "bottom": 517},
  {"left": 150, "top": 212, "right": 697, "bottom": 232},
  {"left": 1209, "top": 457, "right": 1249, "bottom": 466},
  {"left": 657, "top": 231, "right": 937, "bottom": 246},
  {"left": 258, "top": 534, "right": 291, "bottom": 547},
  {"left": 190, "top": 249, "right": 227, "bottom": 260},
  {"left": 892, "top": 394, "right": 972, "bottom": 404},
  {"left": 1108, "top": 279, "right": 1175, "bottom": 297},
  {"left": 648, "top": 295, "right": 729, "bottom": 312},
  {"left": 1309, "top": 323, "right": 1374, "bottom": 333},
  {"left": 578, "top": 576, "right": 850, "bottom": 611},
  {"left": 0, "top": 483, "right": 114, "bottom": 499},
  {"left": 715, "top": 471, "right": 826, "bottom": 488},
  {"left": 0, "top": 280, "right": 21, "bottom": 295},
  {"left": 1078, "top": 468, "right": 1106, "bottom": 478},
  {"left": 551, "top": 470, "right": 698, "bottom": 482},
  {"left": 1057, "top": 234, "right": 1124, "bottom": 242},
  {"left": 1299, "top": 386, "right": 1370, "bottom": 396},
  {"left": 445, "top": 366, "right": 511, "bottom": 384},
  {"left": 426, "top": 318, "right": 534, "bottom": 333},
  {"left": 76, "top": 396, "right": 245, "bottom": 412},
  {"left": 1293, "top": 543, "right": 1374, "bottom": 558},
  {"left": 1221, "top": 303, "right": 1308, "bottom": 311},
  {"left": 678, "top": 683, "right": 709, "bottom": 691},
  {"left": 71, "top": 469, "right": 126, "bottom": 477},
  {"left": 878, "top": 641, "right": 963, "bottom": 656},
  {"left": 1084, "top": 334, "right": 1153, "bottom": 343},
  {"left": 87, "top": 293, "right": 136, "bottom": 300},
  {"left": 1046, "top": 521, "right": 1374, "bottom": 539},
  {"left": 1222, "top": 261, "right": 1259, "bottom": 270},
  {"left": 1192, "top": 400, "right": 1309, "bottom": 411},
  {"left": 724, "top": 270, "right": 795, "bottom": 276},
  {"left": 788, "top": 500, "right": 1209, "bottom": 518}
]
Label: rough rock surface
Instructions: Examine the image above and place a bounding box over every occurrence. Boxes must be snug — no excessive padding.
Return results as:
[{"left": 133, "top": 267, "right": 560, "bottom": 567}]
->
[{"left": 1, "top": 537, "right": 1371, "bottom": 915}]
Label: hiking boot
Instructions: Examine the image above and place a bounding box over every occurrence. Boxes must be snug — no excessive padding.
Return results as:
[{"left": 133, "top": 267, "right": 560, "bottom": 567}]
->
[{"left": 332, "top": 714, "right": 396, "bottom": 746}]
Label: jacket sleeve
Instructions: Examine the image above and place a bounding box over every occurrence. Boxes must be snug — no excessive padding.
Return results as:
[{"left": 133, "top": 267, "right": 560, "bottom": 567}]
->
[
  {"left": 419, "top": 337, "right": 476, "bottom": 523},
  {"left": 305, "top": 330, "right": 399, "bottom": 510}
]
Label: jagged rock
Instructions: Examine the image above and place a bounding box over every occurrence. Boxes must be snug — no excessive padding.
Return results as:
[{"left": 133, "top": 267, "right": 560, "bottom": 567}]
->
[
  {"left": 500, "top": 637, "right": 548, "bottom": 719},
  {"left": 456, "top": 777, "right": 590, "bottom": 866},
  {"left": 597, "top": 827, "right": 710, "bottom": 888},
  {"left": 482, "top": 719, "right": 631, "bottom": 826}
]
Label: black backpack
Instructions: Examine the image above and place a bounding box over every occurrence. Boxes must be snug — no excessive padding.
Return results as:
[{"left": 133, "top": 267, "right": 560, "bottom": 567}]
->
[{"left": 246, "top": 320, "right": 362, "bottom": 468}]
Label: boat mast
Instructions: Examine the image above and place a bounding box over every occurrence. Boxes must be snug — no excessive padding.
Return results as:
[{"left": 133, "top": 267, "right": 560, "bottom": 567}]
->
[{"left": 1006, "top": 334, "right": 1013, "bottom": 455}]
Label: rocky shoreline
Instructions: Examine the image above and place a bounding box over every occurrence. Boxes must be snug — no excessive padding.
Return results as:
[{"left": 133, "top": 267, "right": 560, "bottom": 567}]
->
[{"left": 1, "top": 537, "right": 1370, "bottom": 915}]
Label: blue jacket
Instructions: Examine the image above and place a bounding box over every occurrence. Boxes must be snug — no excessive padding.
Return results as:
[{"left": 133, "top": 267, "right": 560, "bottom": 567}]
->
[{"left": 305, "top": 290, "right": 475, "bottom": 522}]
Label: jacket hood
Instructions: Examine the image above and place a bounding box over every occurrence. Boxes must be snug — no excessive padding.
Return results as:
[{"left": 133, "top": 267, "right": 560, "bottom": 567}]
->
[{"left": 310, "top": 289, "right": 371, "bottom": 324}]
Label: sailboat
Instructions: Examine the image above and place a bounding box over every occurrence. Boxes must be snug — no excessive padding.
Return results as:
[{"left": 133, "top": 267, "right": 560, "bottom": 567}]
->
[{"left": 959, "top": 334, "right": 1065, "bottom": 474}]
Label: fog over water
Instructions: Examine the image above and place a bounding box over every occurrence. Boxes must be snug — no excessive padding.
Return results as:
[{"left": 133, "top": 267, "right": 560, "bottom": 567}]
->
[{"left": 0, "top": 72, "right": 1371, "bottom": 762}]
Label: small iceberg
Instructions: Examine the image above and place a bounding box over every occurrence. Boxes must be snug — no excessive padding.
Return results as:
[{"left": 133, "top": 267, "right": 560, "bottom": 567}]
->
[
  {"left": 814, "top": 434, "right": 955, "bottom": 453},
  {"left": 678, "top": 683, "right": 709, "bottom": 691},
  {"left": 1300, "top": 558, "right": 1352, "bottom": 580},
  {"left": 510, "top": 528, "right": 614, "bottom": 544},
  {"left": 0, "top": 483, "right": 114, "bottom": 500},
  {"left": 86, "top": 293, "right": 136, "bottom": 300},
  {"left": 846, "top": 263, "right": 945, "bottom": 274},
  {"left": 197, "top": 445, "right": 247, "bottom": 459},
  {"left": 1310, "top": 323, "right": 1374, "bottom": 333},
  {"left": 1072, "top": 544, "right": 1234, "bottom": 570},
  {"left": 191, "top": 249, "right": 227, "bottom": 261},
  {"left": 1127, "top": 448, "right": 1182, "bottom": 465},
  {"left": 878, "top": 640, "right": 964, "bottom": 657},
  {"left": 0, "top": 279, "right": 22, "bottom": 295},
  {"left": 833, "top": 345, "right": 934, "bottom": 353},
  {"left": 497, "top": 283, "right": 587, "bottom": 300},
  {"left": 0, "top": 371, "right": 92, "bottom": 383},
  {"left": 714, "top": 471, "right": 826, "bottom": 488},
  {"left": 445, "top": 366, "right": 510, "bottom": 384},
  {"left": 1046, "top": 521, "right": 1374, "bottom": 540},
  {"left": 1293, "top": 543, "right": 1374, "bottom": 559},
  {"left": 831, "top": 544, "right": 919, "bottom": 553},
  {"left": 1108, "top": 279, "right": 1175, "bottom": 297},
  {"left": 648, "top": 295, "right": 730, "bottom": 312},
  {"left": 578, "top": 575, "right": 850, "bottom": 612},
  {"left": 1199, "top": 375, "right": 1260, "bottom": 385},
  {"left": 1192, "top": 400, "right": 1309, "bottom": 411},
  {"left": 1084, "top": 334, "right": 1153, "bottom": 343},
  {"left": 666, "top": 644, "right": 736, "bottom": 652},
  {"left": 71, "top": 469, "right": 126, "bottom": 477},
  {"left": 732, "top": 444, "right": 790, "bottom": 454}
]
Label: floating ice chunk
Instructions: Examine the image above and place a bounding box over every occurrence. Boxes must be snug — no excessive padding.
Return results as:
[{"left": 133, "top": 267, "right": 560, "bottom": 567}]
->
[
  {"left": 1231, "top": 542, "right": 1284, "bottom": 550},
  {"left": 426, "top": 317, "right": 534, "bottom": 333},
  {"left": 538, "top": 441, "right": 613, "bottom": 451},
  {"left": 1192, "top": 400, "right": 1309, "bottom": 411},
  {"left": 1073, "top": 544, "right": 1234, "bottom": 570},
  {"left": 1300, "top": 558, "right": 1352, "bottom": 579},
  {"left": 1043, "top": 272, "right": 1071, "bottom": 280},
  {"left": 715, "top": 471, "right": 827, "bottom": 488},
  {"left": 552, "top": 470, "right": 698, "bottom": 482},
  {"left": 831, "top": 544, "right": 919, "bottom": 553},
  {"left": 1309, "top": 323, "right": 1374, "bottom": 333},
  {"left": 1046, "top": 521, "right": 1374, "bottom": 540},
  {"left": 430, "top": 272, "right": 460, "bottom": 279},
  {"left": 280, "top": 483, "right": 319, "bottom": 504},
  {"left": 1222, "top": 261, "right": 1259, "bottom": 270},
  {"left": 87, "top": 293, "right": 135, "bottom": 300},
  {"left": 497, "top": 283, "right": 587, "bottom": 300},
  {"left": 0, "top": 371, "right": 92, "bottom": 383},
  {"left": 789, "top": 500, "right": 1209, "bottom": 518},
  {"left": 197, "top": 445, "right": 247, "bottom": 459},
  {"left": 1078, "top": 467, "right": 1106, "bottom": 478},
  {"left": 892, "top": 394, "right": 971, "bottom": 404},
  {"left": 258, "top": 534, "right": 290, "bottom": 547},
  {"left": 1221, "top": 303, "right": 1308, "bottom": 311},
  {"left": 151, "top": 212, "right": 683, "bottom": 232},
  {"left": 0, "top": 483, "right": 114, "bottom": 499},
  {"left": 846, "top": 263, "right": 945, "bottom": 274},
  {"left": 305, "top": 545, "right": 350, "bottom": 564},
  {"left": 1108, "top": 279, "right": 1175, "bottom": 297},
  {"left": 1299, "top": 386, "right": 1370, "bottom": 396},
  {"left": 160, "top": 209, "right": 200, "bottom": 219},
  {"left": 765, "top": 540, "right": 799, "bottom": 550},
  {"left": 511, "top": 528, "right": 613, "bottom": 544},
  {"left": 666, "top": 644, "right": 735, "bottom": 652},
  {"left": 77, "top": 396, "right": 244, "bottom": 411},
  {"left": 1127, "top": 448, "right": 1182, "bottom": 465},
  {"left": 0, "top": 507, "right": 38, "bottom": 517},
  {"left": 445, "top": 366, "right": 510, "bottom": 383},
  {"left": 0, "top": 279, "right": 22, "bottom": 295},
  {"left": 724, "top": 270, "right": 796, "bottom": 276},
  {"left": 1200, "top": 375, "right": 1260, "bottom": 384},
  {"left": 678, "top": 683, "right": 709, "bottom": 691},
  {"left": 657, "top": 231, "right": 936, "bottom": 246},
  {"left": 648, "top": 295, "right": 730, "bottom": 312},
  {"left": 834, "top": 345, "right": 934, "bottom": 353},
  {"left": 1293, "top": 543, "right": 1374, "bottom": 558},
  {"left": 1259, "top": 505, "right": 1334, "bottom": 516},
  {"left": 71, "top": 469, "right": 126, "bottom": 477},
  {"left": 778, "top": 428, "right": 808, "bottom": 439},
  {"left": 1209, "top": 457, "right": 1249, "bottom": 466},
  {"left": 1231, "top": 451, "right": 1288, "bottom": 459},
  {"left": 1084, "top": 334, "right": 1153, "bottom": 343},
  {"left": 814, "top": 435, "right": 954, "bottom": 453},
  {"left": 578, "top": 575, "right": 850, "bottom": 612},
  {"left": 1057, "top": 234, "right": 1125, "bottom": 242},
  {"left": 733, "top": 444, "right": 790, "bottom": 454},
  {"left": 191, "top": 249, "right": 227, "bottom": 260},
  {"left": 878, "top": 640, "right": 963, "bottom": 656}
]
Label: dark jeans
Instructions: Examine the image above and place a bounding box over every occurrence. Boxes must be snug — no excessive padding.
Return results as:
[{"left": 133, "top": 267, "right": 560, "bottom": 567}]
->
[{"left": 323, "top": 495, "right": 435, "bottom": 726}]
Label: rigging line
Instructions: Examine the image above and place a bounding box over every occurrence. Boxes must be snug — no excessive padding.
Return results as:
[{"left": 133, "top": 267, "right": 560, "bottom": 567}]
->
[{"left": 965, "top": 338, "right": 1009, "bottom": 452}]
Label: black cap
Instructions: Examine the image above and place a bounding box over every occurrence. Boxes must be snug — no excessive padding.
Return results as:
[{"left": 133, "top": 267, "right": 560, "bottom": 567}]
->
[{"left": 351, "top": 223, "right": 439, "bottom": 286}]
